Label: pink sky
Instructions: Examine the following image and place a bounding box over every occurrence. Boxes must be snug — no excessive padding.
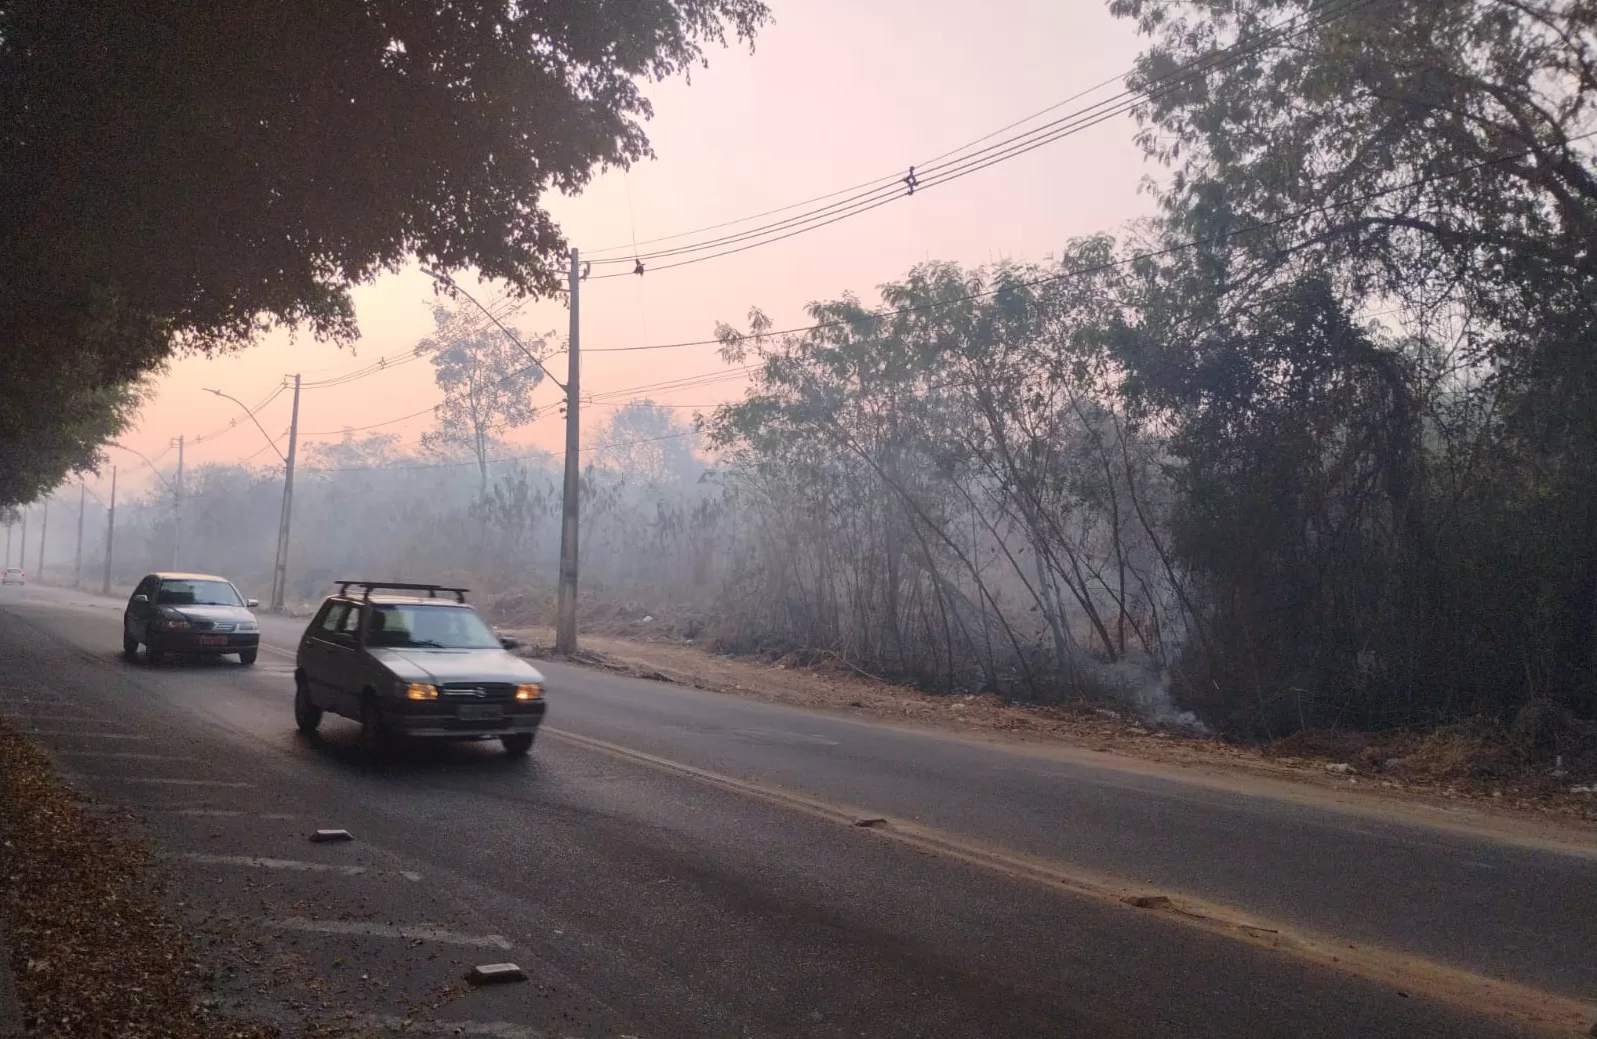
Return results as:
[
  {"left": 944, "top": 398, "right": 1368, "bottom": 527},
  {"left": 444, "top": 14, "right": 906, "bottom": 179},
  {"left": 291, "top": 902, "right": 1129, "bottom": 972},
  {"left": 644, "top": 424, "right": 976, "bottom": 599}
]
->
[{"left": 99, "top": 0, "right": 1154, "bottom": 497}]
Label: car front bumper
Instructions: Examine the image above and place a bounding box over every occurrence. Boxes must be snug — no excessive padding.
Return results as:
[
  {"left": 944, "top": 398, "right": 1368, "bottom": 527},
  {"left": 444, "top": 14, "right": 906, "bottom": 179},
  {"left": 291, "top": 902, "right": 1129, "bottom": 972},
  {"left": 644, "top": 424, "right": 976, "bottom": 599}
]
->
[
  {"left": 151, "top": 631, "right": 261, "bottom": 654},
  {"left": 380, "top": 699, "right": 546, "bottom": 739}
]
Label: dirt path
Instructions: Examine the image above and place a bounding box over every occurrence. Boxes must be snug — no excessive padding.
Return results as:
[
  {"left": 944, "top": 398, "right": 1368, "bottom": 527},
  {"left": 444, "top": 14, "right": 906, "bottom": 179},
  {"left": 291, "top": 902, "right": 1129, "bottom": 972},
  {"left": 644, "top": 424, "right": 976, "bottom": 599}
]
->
[{"left": 507, "top": 625, "right": 1597, "bottom": 838}]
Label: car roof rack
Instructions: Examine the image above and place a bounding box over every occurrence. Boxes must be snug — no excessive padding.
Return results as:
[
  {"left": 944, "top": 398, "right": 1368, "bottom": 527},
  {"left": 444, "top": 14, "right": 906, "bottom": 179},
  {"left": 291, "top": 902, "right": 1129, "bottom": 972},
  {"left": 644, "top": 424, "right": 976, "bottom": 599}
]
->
[{"left": 335, "top": 580, "right": 469, "bottom": 604}]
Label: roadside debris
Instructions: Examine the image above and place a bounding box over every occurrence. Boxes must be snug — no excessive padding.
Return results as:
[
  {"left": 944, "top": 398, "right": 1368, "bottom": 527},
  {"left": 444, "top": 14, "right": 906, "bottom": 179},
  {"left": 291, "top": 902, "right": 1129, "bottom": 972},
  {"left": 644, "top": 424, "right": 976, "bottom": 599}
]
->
[
  {"left": 465, "top": 963, "right": 528, "bottom": 986},
  {"left": 1122, "top": 895, "right": 1173, "bottom": 909},
  {"left": 1324, "top": 762, "right": 1354, "bottom": 774},
  {"left": 852, "top": 817, "right": 888, "bottom": 828},
  {"left": 310, "top": 829, "right": 354, "bottom": 843}
]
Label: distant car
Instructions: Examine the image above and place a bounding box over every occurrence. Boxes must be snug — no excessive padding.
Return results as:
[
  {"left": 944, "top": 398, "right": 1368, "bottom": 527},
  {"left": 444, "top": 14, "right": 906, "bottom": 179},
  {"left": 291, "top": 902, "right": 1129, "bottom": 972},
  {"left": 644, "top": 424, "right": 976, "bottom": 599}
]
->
[
  {"left": 293, "top": 581, "right": 546, "bottom": 757},
  {"left": 122, "top": 571, "right": 261, "bottom": 666},
  {"left": 0, "top": 567, "right": 23, "bottom": 586}
]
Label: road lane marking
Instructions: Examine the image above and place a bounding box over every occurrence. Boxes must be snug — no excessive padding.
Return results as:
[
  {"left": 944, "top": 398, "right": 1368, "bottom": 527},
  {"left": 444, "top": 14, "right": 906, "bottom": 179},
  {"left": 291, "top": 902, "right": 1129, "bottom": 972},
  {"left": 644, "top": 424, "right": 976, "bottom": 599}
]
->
[
  {"left": 22, "top": 731, "right": 150, "bottom": 740},
  {"left": 175, "top": 853, "right": 367, "bottom": 876},
  {"left": 355, "top": 1016, "right": 546, "bottom": 1038},
  {"left": 266, "top": 918, "right": 510, "bottom": 949},
  {"left": 171, "top": 853, "right": 425, "bottom": 881},
  {"left": 2, "top": 714, "right": 115, "bottom": 725},
  {"left": 166, "top": 809, "right": 297, "bottom": 820},
  {"left": 72, "top": 775, "right": 254, "bottom": 788},
  {"left": 57, "top": 750, "right": 194, "bottom": 762},
  {"left": 546, "top": 726, "right": 1597, "bottom": 1036}
]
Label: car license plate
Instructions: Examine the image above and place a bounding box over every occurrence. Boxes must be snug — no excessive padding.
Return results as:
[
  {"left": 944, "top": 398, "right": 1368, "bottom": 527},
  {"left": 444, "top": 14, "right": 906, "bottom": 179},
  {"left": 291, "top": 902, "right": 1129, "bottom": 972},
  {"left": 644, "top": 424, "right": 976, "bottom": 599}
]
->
[
  {"left": 198, "top": 635, "right": 227, "bottom": 646},
  {"left": 458, "top": 704, "right": 502, "bottom": 721}
]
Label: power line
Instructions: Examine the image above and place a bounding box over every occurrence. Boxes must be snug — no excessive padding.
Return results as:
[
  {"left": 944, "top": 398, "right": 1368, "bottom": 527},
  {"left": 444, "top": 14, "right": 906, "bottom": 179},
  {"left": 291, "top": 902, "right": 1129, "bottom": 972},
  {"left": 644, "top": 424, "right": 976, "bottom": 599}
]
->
[
  {"left": 581, "top": 0, "right": 1375, "bottom": 277},
  {"left": 580, "top": 126, "right": 1597, "bottom": 361},
  {"left": 298, "top": 430, "right": 698, "bottom": 474}
]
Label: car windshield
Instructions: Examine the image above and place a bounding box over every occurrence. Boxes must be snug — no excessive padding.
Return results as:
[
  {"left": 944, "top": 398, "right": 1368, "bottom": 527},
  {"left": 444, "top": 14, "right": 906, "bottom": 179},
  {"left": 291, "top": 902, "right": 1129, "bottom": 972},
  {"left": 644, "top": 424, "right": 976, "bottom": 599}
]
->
[
  {"left": 156, "top": 579, "right": 243, "bottom": 607},
  {"left": 365, "top": 604, "right": 501, "bottom": 650}
]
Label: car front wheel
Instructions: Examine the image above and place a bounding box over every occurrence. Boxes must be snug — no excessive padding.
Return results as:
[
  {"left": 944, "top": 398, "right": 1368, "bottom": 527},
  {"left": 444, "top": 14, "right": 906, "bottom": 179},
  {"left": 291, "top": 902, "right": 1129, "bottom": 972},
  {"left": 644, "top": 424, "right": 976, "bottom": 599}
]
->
[
  {"left": 359, "top": 696, "right": 394, "bottom": 757},
  {"left": 293, "top": 677, "right": 322, "bottom": 736},
  {"left": 122, "top": 633, "right": 138, "bottom": 660},
  {"left": 238, "top": 648, "right": 258, "bottom": 666},
  {"left": 145, "top": 642, "right": 164, "bottom": 666},
  {"left": 501, "top": 732, "right": 535, "bottom": 757}
]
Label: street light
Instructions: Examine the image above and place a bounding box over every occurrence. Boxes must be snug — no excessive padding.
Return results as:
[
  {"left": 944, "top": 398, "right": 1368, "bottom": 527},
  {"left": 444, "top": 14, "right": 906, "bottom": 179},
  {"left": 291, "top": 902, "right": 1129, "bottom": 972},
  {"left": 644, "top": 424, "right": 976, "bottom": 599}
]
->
[
  {"left": 107, "top": 441, "right": 177, "bottom": 496},
  {"left": 203, "top": 385, "right": 298, "bottom": 611},
  {"left": 203, "top": 389, "right": 288, "bottom": 464}
]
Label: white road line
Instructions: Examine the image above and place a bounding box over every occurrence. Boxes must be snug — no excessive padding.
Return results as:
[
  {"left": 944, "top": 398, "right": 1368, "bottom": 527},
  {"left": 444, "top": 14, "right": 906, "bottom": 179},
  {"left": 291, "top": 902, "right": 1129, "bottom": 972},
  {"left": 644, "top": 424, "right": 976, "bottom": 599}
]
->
[
  {"left": 72, "top": 775, "right": 254, "bottom": 788},
  {"left": 266, "top": 918, "right": 511, "bottom": 949},
  {"left": 57, "top": 751, "right": 193, "bottom": 762},
  {"left": 400, "top": 871, "right": 424, "bottom": 883},
  {"left": 0, "top": 698, "right": 76, "bottom": 707},
  {"left": 167, "top": 809, "right": 297, "bottom": 820},
  {"left": 22, "top": 731, "right": 150, "bottom": 740},
  {"left": 3, "top": 714, "right": 112, "bottom": 724},
  {"left": 175, "top": 854, "right": 367, "bottom": 876},
  {"left": 356, "top": 1016, "right": 549, "bottom": 1039}
]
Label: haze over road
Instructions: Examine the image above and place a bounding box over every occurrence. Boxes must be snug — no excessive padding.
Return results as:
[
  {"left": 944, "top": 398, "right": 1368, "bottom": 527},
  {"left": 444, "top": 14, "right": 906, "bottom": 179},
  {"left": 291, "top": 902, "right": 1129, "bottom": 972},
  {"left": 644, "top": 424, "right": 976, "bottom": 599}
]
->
[{"left": 0, "top": 583, "right": 1590, "bottom": 1037}]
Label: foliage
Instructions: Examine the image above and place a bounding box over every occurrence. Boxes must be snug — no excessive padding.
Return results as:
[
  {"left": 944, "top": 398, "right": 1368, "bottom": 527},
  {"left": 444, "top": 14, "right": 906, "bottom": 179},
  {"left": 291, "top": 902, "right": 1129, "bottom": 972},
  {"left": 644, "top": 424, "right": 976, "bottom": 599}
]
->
[
  {"left": 0, "top": 0, "right": 768, "bottom": 509},
  {"left": 419, "top": 305, "right": 546, "bottom": 493}
]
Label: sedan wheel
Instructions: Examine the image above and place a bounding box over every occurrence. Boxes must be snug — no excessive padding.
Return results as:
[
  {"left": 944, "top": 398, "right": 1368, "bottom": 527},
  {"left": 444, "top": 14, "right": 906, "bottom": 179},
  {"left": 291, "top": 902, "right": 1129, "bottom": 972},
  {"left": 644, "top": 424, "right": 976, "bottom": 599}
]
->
[
  {"left": 238, "top": 648, "right": 258, "bottom": 666},
  {"left": 122, "top": 633, "right": 138, "bottom": 660},
  {"left": 145, "top": 643, "right": 164, "bottom": 666}
]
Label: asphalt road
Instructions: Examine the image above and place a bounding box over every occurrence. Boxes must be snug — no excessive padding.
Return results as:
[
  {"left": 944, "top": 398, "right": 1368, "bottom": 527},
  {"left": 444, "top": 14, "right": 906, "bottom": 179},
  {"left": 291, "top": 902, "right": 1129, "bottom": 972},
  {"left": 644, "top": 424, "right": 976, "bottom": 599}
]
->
[{"left": 0, "top": 582, "right": 1590, "bottom": 1038}]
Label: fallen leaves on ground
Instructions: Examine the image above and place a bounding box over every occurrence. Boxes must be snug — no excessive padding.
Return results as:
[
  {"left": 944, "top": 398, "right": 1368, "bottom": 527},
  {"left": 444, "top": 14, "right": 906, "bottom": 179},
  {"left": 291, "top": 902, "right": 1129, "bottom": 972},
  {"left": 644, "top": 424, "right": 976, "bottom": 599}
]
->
[{"left": 0, "top": 720, "right": 285, "bottom": 1039}]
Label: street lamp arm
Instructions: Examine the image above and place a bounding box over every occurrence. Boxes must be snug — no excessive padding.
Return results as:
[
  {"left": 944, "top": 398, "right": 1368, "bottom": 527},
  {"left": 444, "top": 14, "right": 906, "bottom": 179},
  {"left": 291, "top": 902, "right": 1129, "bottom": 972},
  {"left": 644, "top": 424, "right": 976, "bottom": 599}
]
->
[
  {"left": 107, "top": 442, "right": 177, "bottom": 496},
  {"left": 204, "top": 389, "right": 289, "bottom": 464}
]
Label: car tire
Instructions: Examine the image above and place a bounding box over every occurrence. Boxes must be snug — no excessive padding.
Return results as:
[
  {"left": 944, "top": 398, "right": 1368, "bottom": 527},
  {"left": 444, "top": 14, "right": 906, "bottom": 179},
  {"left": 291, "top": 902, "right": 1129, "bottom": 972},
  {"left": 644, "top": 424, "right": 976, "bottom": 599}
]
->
[
  {"left": 238, "top": 648, "right": 258, "bottom": 666},
  {"left": 359, "top": 695, "right": 392, "bottom": 757},
  {"left": 501, "top": 732, "right": 535, "bottom": 757},
  {"left": 122, "top": 633, "right": 138, "bottom": 660},
  {"left": 145, "top": 642, "right": 164, "bottom": 666},
  {"left": 294, "top": 676, "right": 322, "bottom": 736}
]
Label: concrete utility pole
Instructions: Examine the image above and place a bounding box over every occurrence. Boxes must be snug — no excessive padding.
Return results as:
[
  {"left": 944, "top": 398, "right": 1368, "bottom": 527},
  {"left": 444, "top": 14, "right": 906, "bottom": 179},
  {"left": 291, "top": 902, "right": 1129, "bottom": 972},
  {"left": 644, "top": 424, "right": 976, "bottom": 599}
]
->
[
  {"left": 270, "top": 374, "right": 301, "bottom": 612},
  {"left": 37, "top": 497, "right": 47, "bottom": 581},
  {"left": 555, "top": 247, "right": 582, "bottom": 654},
  {"left": 172, "top": 434, "right": 184, "bottom": 569},
  {"left": 74, "top": 482, "right": 86, "bottom": 589},
  {"left": 4, "top": 519, "right": 11, "bottom": 568},
  {"left": 19, "top": 509, "right": 27, "bottom": 573},
  {"left": 102, "top": 467, "right": 117, "bottom": 596}
]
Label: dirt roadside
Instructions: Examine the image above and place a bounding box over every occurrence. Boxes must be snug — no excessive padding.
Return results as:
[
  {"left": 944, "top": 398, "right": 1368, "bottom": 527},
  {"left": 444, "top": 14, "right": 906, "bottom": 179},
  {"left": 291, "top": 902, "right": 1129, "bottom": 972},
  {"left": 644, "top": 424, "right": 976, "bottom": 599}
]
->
[{"left": 504, "top": 624, "right": 1597, "bottom": 837}]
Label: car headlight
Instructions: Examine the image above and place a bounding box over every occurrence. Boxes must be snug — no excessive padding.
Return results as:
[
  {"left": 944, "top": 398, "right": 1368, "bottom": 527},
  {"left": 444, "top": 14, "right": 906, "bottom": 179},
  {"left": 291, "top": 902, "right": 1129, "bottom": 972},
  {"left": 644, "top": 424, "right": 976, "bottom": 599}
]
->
[
  {"left": 515, "top": 684, "right": 542, "bottom": 701},
  {"left": 404, "top": 683, "right": 439, "bottom": 701},
  {"left": 160, "top": 618, "right": 192, "bottom": 630},
  {"left": 236, "top": 621, "right": 259, "bottom": 632}
]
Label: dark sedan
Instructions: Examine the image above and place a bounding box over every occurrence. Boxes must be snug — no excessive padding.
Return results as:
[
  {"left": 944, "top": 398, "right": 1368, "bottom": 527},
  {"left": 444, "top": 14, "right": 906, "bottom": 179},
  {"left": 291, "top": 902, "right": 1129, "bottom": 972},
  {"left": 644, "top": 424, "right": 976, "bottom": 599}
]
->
[{"left": 122, "top": 571, "right": 261, "bottom": 665}]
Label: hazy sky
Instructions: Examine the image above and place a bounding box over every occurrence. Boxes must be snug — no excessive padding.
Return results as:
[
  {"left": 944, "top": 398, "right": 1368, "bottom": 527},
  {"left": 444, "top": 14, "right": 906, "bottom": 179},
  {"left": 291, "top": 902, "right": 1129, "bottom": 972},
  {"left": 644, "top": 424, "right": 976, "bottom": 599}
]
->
[{"left": 101, "top": 0, "right": 1154, "bottom": 499}]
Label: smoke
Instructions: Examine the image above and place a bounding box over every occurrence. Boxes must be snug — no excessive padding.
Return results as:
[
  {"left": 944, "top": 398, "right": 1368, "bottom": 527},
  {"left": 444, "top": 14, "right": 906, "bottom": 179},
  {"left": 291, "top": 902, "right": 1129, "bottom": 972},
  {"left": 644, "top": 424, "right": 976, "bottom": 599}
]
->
[{"left": 1086, "top": 652, "right": 1210, "bottom": 734}]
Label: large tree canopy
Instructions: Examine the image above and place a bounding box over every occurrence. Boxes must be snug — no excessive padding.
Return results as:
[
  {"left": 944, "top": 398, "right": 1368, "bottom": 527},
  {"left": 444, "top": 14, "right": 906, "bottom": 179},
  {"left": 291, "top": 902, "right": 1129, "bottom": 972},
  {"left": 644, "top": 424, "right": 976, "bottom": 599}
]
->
[{"left": 0, "top": 0, "right": 767, "bottom": 507}]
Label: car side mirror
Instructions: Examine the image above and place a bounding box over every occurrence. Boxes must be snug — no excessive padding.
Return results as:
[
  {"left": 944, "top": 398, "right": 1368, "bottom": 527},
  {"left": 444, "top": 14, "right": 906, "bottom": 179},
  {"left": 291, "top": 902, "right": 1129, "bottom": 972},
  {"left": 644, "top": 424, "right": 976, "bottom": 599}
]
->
[
  {"left": 246, "top": 599, "right": 259, "bottom": 608},
  {"left": 499, "top": 635, "right": 521, "bottom": 651},
  {"left": 131, "top": 594, "right": 149, "bottom": 604}
]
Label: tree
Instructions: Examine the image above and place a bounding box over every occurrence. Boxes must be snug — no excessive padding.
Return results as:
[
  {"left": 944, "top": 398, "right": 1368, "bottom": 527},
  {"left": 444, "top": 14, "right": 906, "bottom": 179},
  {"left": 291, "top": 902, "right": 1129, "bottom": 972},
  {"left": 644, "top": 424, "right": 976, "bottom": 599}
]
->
[
  {"left": 593, "top": 400, "right": 702, "bottom": 484},
  {"left": 419, "top": 306, "right": 545, "bottom": 494},
  {"left": 1109, "top": 0, "right": 1597, "bottom": 724},
  {"left": 0, "top": 0, "right": 769, "bottom": 508}
]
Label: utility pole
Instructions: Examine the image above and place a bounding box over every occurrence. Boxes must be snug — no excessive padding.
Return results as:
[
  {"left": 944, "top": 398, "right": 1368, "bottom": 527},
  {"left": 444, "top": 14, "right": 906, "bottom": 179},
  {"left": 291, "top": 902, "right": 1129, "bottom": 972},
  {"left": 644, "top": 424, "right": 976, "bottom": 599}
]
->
[
  {"left": 37, "top": 497, "right": 47, "bottom": 582},
  {"left": 270, "top": 374, "right": 301, "bottom": 612},
  {"left": 4, "top": 519, "right": 11, "bottom": 568},
  {"left": 172, "top": 434, "right": 184, "bottom": 569},
  {"left": 74, "top": 482, "right": 86, "bottom": 589},
  {"left": 102, "top": 467, "right": 117, "bottom": 596},
  {"left": 19, "top": 509, "right": 26, "bottom": 574},
  {"left": 555, "top": 247, "right": 581, "bottom": 654}
]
